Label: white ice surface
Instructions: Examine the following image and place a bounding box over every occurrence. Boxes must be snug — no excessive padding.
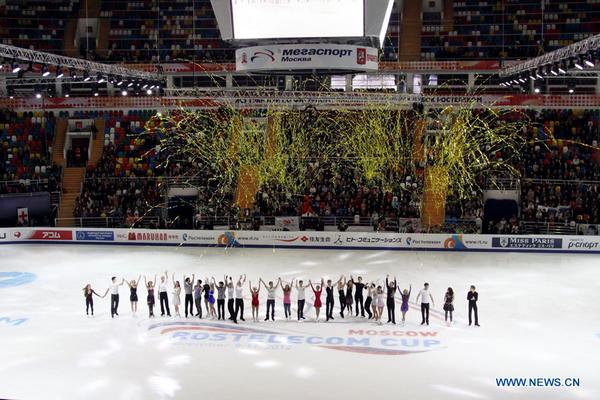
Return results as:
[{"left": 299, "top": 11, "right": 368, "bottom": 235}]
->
[{"left": 0, "top": 244, "right": 599, "bottom": 400}]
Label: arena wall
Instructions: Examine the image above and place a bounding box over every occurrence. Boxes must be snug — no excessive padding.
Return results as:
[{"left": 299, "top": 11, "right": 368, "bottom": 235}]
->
[{"left": 1, "top": 228, "right": 599, "bottom": 253}]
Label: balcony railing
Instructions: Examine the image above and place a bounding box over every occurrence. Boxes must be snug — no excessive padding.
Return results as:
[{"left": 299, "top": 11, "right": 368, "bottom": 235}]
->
[{"left": 519, "top": 221, "right": 577, "bottom": 235}]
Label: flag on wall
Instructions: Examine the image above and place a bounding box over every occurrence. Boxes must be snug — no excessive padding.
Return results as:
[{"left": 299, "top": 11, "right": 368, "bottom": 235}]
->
[{"left": 17, "top": 208, "right": 29, "bottom": 225}]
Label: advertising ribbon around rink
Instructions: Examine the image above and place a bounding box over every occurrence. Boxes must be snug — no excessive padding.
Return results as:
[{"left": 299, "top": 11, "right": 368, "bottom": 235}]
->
[
  {"left": 147, "top": 321, "right": 443, "bottom": 356},
  {"left": 0, "top": 272, "right": 37, "bottom": 288}
]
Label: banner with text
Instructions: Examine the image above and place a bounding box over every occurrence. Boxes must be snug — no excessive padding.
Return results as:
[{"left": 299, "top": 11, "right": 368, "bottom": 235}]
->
[
  {"left": 2, "top": 228, "right": 600, "bottom": 253},
  {"left": 236, "top": 44, "right": 378, "bottom": 72}
]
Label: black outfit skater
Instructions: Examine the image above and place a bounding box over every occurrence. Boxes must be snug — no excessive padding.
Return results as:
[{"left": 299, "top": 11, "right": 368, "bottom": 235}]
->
[
  {"left": 468, "top": 290, "right": 479, "bottom": 326},
  {"left": 364, "top": 291, "right": 373, "bottom": 319},
  {"left": 345, "top": 285, "right": 353, "bottom": 314},
  {"left": 386, "top": 277, "right": 397, "bottom": 324},
  {"left": 227, "top": 289, "right": 236, "bottom": 322},
  {"left": 443, "top": 292, "right": 454, "bottom": 322},
  {"left": 325, "top": 286, "right": 335, "bottom": 321},
  {"left": 338, "top": 288, "right": 346, "bottom": 318},
  {"left": 147, "top": 287, "right": 155, "bottom": 317},
  {"left": 130, "top": 287, "right": 138, "bottom": 302},
  {"left": 84, "top": 289, "right": 101, "bottom": 315},
  {"left": 351, "top": 279, "right": 366, "bottom": 317}
]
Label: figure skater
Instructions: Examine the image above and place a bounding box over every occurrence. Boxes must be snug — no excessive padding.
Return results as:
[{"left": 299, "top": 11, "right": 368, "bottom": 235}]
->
[
  {"left": 371, "top": 284, "right": 378, "bottom": 320},
  {"left": 399, "top": 284, "right": 411, "bottom": 324},
  {"left": 158, "top": 270, "right": 171, "bottom": 317},
  {"left": 468, "top": 285, "right": 479, "bottom": 326},
  {"left": 212, "top": 276, "right": 227, "bottom": 320},
  {"left": 281, "top": 278, "right": 293, "bottom": 320},
  {"left": 194, "top": 279, "right": 203, "bottom": 318},
  {"left": 207, "top": 282, "right": 216, "bottom": 319},
  {"left": 260, "top": 278, "right": 279, "bottom": 321},
  {"left": 375, "top": 285, "right": 385, "bottom": 324},
  {"left": 325, "top": 275, "right": 343, "bottom": 321},
  {"left": 172, "top": 273, "right": 181, "bottom": 318},
  {"left": 124, "top": 275, "right": 141, "bottom": 315},
  {"left": 203, "top": 278, "right": 211, "bottom": 314},
  {"left": 108, "top": 276, "right": 124, "bottom": 318},
  {"left": 416, "top": 282, "right": 435, "bottom": 325},
  {"left": 365, "top": 283, "right": 376, "bottom": 319},
  {"left": 249, "top": 280, "right": 260, "bottom": 322},
  {"left": 443, "top": 287, "right": 454, "bottom": 325},
  {"left": 144, "top": 275, "right": 157, "bottom": 318},
  {"left": 345, "top": 279, "right": 353, "bottom": 316},
  {"left": 351, "top": 275, "right": 366, "bottom": 317},
  {"left": 226, "top": 277, "right": 236, "bottom": 322},
  {"left": 82, "top": 284, "right": 105, "bottom": 316},
  {"left": 235, "top": 275, "right": 246, "bottom": 322},
  {"left": 309, "top": 278, "right": 324, "bottom": 322},
  {"left": 386, "top": 275, "right": 397, "bottom": 324},
  {"left": 337, "top": 275, "right": 346, "bottom": 318},
  {"left": 183, "top": 274, "right": 195, "bottom": 318},
  {"left": 296, "top": 279, "right": 309, "bottom": 320}
]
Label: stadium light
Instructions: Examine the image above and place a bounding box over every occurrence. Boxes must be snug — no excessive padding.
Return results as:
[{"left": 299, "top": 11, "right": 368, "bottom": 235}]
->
[
  {"left": 0, "top": 43, "right": 157, "bottom": 81},
  {"left": 41, "top": 64, "right": 50, "bottom": 77},
  {"left": 11, "top": 60, "right": 20, "bottom": 73},
  {"left": 56, "top": 66, "right": 64, "bottom": 79}
]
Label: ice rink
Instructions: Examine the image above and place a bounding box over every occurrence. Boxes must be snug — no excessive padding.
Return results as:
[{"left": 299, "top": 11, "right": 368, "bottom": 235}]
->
[{"left": 1, "top": 244, "right": 599, "bottom": 400}]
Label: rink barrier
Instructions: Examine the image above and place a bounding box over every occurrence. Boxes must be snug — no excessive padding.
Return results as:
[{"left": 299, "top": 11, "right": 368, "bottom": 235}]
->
[{"left": 1, "top": 228, "right": 600, "bottom": 253}]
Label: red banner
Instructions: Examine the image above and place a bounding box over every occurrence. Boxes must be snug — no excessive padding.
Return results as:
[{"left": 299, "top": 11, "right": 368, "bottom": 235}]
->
[{"left": 27, "top": 230, "right": 73, "bottom": 241}]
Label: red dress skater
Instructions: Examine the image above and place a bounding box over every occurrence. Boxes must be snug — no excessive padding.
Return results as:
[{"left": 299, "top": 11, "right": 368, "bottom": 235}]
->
[
  {"left": 313, "top": 289, "right": 322, "bottom": 308},
  {"left": 251, "top": 291, "right": 259, "bottom": 306}
]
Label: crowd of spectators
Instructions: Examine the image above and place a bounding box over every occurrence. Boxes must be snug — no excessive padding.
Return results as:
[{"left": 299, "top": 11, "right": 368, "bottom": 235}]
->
[
  {"left": 4, "top": 0, "right": 598, "bottom": 64},
  {"left": 420, "top": 0, "right": 600, "bottom": 61},
  {"left": 0, "top": 110, "right": 62, "bottom": 194},
  {"left": 58, "top": 107, "right": 600, "bottom": 233},
  {"left": 73, "top": 143, "right": 163, "bottom": 226}
]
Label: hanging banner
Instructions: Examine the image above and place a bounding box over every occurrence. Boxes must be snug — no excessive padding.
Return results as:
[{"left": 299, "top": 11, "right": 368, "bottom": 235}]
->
[{"left": 236, "top": 44, "right": 379, "bottom": 72}]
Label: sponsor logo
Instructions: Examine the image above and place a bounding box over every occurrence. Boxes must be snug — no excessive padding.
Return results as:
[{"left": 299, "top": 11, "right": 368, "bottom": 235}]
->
[
  {"left": 0, "top": 315, "right": 28, "bottom": 326},
  {"left": 241, "top": 52, "right": 248, "bottom": 64},
  {"left": 0, "top": 232, "right": 5, "bottom": 240},
  {"left": 443, "top": 234, "right": 467, "bottom": 250},
  {"left": 250, "top": 49, "right": 275, "bottom": 63},
  {"left": 357, "top": 47, "right": 366, "bottom": 65},
  {"left": 28, "top": 230, "right": 73, "bottom": 241},
  {"left": 0, "top": 272, "right": 37, "bottom": 289},
  {"left": 127, "top": 231, "right": 176, "bottom": 241},
  {"left": 281, "top": 47, "right": 353, "bottom": 58},
  {"left": 148, "top": 321, "right": 443, "bottom": 356},
  {"left": 182, "top": 233, "right": 216, "bottom": 242},
  {"left": 76, "top": 231, "right": 114, "bottom": 241},
  {"left": 492, "top": 237, "right": 562, "bottom": 249},
  {"left": 405, "top": 237, "right": 441, "bottom": 247},
  {"left": 217, "top": 232, "right": 240, "bottom": 247},
  {"left": 13, "top": 231, "right": 21, "bottom": 238},
  {"left": 567, "top": 238, "right": 600, "bottom": 250}
]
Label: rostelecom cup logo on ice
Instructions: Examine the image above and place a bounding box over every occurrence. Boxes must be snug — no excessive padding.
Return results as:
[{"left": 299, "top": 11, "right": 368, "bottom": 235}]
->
[{"left": 148, "top": 321, "right": 444, "bottom": 356}]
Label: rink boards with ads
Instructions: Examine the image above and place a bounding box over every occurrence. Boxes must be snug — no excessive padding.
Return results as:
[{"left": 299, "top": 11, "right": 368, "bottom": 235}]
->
[{"left": 1, "top": 228, "right": 599, "bottom": 253}]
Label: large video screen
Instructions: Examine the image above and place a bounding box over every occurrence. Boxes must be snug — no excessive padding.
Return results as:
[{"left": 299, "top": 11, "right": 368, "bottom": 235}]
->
[{"left": 231, "top": 0, "right": 364, "bottom": 40}]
